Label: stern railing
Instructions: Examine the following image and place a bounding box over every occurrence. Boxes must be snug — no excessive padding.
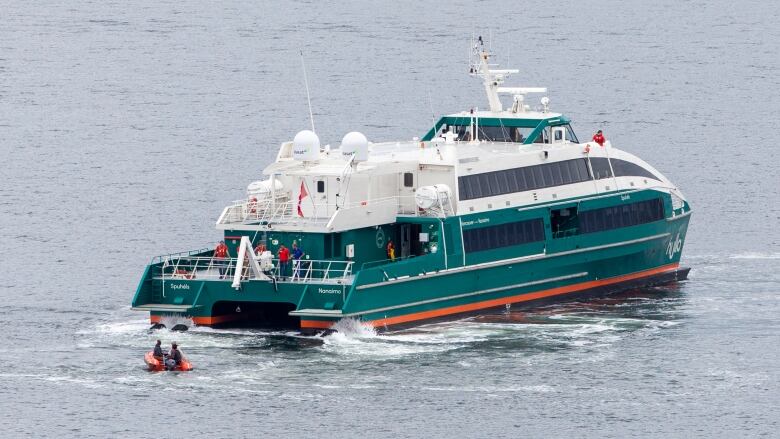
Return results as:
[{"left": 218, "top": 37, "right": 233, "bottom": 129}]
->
[{"left": 156, "top": 256, "right": 354, "bottom": 284}]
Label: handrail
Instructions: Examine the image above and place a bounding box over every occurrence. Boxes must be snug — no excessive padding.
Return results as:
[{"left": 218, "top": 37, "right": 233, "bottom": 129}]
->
[
  {"left": 217, "top": 195, "right": 428, "bottom": 226},
  {"left": 156, "top": 256, "right": 354, "bottom": 284},
  {"left": 151, "top": 247, "right": 213, "bottom": 264},
  {"left": 360, "top": 254, "right": 417, "bottom": 270}
]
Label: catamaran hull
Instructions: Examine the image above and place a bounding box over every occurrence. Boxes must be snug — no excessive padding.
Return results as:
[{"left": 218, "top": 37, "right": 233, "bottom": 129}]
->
[{"left": 136, "top": 211, "right": 689, "bottom": 333}]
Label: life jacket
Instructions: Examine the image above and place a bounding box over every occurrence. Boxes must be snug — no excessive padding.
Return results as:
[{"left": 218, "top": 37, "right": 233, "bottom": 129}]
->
[
  {"left": 214, "top": 244, "right": 228, "bottom": 258},
  {"left": 592, "top": 133, "right": 605, "bottom": 146}
]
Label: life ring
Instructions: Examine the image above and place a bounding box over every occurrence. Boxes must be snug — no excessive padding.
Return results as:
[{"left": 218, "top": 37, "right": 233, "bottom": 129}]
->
[{"left": 248, "top": 196, "right": 258, "bottom": 214}]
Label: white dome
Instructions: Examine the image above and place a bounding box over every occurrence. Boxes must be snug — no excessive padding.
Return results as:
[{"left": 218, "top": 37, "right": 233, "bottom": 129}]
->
[
  {"left": 340, "top": 131, "right": 369, "bottom": 162},
  {"left": 293, "top": 130, "right": 320, "bottom": 161}
]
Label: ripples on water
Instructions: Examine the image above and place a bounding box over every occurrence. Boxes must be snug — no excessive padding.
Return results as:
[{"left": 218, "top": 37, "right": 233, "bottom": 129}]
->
[{"left": 1, "top": 0, "right": 779, "bottom": 437}]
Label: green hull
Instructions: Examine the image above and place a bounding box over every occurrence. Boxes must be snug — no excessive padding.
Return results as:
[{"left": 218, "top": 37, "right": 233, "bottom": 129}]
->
[{"left": 132, "top": 189, "right": 691, "bottom": 332}]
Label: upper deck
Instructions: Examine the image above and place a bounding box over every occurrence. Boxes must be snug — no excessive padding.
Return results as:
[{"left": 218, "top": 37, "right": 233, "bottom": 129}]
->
[{"left": 215, "top": 37, "right": 682, "bottom": 234}]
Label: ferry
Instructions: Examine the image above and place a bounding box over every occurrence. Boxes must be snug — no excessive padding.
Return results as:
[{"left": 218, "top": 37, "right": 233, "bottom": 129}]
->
[{"left": 132, "top": 38, "right": 691, "bottom": 333}]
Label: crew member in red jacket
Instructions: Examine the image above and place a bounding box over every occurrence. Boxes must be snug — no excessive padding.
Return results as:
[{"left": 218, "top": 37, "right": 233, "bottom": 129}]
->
[
  {"left": 278, "top": 245, "right": 291, "bottom": 279},
  {"left": 214, "top": 240, "right": 229, "bottom": 279},
  {"left": 592, "top": 130, "right": 606, "bottom": 146}
]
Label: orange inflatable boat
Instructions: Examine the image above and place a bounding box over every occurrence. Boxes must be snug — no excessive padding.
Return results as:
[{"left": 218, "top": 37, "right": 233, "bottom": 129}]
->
[{"left": 144, "top": 351, "right": 193, "bottom": 371}]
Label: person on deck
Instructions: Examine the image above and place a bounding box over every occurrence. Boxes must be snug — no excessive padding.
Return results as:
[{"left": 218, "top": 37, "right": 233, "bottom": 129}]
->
[
  {"left": 213, "top": 240, "right": 229, "bottom": 279},
  {"left": 165, "top": 343, "right": 182, "bottom": 370},
  {"left": 254, "top": 242, "right": 267, "bottom": 256},
  {"left": 153, "top": 340, "right": 164, "bottom": 361},
  {"left": 278, "top": 245, "right": 290, "bottom": 279},
  {"left": 592, "top": 130, "right": 606, "bottom": 146},
  {"left": 386, "top": 240, "right": 396, "bottom": 261},
  {"left": 292, "top": 242, "right": 304, "bottom": 279}
]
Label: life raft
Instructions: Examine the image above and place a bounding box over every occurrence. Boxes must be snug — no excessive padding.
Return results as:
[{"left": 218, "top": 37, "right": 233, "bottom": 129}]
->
[{"left": 144, "top": 351, "right": 193, "bottom": 372}]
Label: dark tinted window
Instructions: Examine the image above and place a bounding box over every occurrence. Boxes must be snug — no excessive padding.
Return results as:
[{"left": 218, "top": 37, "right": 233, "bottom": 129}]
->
[
  {"left": 463, "top": 218, "right": 545, "bottom": 253},
  {"left": 458, "top": 158, "right": 592, "bottom": 201},
  {"left": 565, "top": 125, "right": 579, "bottom": 143},
  {"left": 579, "top": 198, "right": 665, "bottom": 234},
  {"left": 403, "top": 172, "right": 414, "bottom": 187},
  {"left": 611, "top": 159, "right": 659, "bottom": 180},
  {"left": 316, "top": 180, "right": 325, "bottom": 193},
  {"left": 589, "top": 157, "right": 613, "bottom": 180}
]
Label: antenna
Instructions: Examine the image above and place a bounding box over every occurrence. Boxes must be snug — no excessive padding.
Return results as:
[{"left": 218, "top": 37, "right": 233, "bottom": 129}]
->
[
  {"left": 428, "top": 92, "right": 438, "bottom": 140},
  {"left": 300, "top": 50, "right": 316, "bottom": 133}
]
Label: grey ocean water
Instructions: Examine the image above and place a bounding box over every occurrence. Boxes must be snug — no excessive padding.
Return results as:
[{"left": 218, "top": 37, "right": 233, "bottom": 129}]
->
[{"left": 1, "top": 0, "right": 779, "bottom": 437}]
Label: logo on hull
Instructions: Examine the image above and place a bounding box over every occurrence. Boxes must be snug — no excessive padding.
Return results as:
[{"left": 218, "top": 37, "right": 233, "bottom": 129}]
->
[{"left": 666, "top": 233, "right": 683, "bottom": 260}]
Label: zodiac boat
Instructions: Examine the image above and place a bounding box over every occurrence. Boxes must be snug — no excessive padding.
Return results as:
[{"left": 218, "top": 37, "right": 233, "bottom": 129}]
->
[
  {"left": 144, "top": 352, "right": 193, "bottom": 372},
  {"left": 131, "top": 38, "right": 691, "bottom": 333}
]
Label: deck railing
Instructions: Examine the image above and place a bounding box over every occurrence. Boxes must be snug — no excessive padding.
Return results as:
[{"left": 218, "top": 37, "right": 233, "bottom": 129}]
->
[
  {"left": 216, "top": 195, "right": 447, "bottom": 227},
  {"left": 157, "top": 256, "right": 354, "bottom": 284}
]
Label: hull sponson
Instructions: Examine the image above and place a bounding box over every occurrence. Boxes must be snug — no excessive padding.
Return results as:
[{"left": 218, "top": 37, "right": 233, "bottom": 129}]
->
[
  {"left": 300, "top": 264, "right": 688, "bottom": 332},
  {"left": 299, "top": 210, "right": 690, "bottom": 332}
]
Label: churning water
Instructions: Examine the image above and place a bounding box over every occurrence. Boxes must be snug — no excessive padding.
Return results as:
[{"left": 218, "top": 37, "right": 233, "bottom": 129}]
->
[{"left": 1, "top": 0, "right": 779, "bottom": 437}]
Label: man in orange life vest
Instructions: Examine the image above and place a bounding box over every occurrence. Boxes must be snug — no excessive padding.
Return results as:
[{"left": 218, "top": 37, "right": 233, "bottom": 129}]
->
[
  {"left": 386, "top": 240, "right": 396, "bottom": 261},
  {"left": 592, "top": 129, "right": 606, "bottom": 146},
  {"left": 214, "top": 240, "right": 229, "bottom": 279}
]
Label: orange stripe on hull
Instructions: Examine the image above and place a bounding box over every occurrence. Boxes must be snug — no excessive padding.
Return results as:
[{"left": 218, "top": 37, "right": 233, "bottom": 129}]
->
[
  {"left": 368, "top": 263, "right": 680, "bottom": 329},
  {"left": 192, "top": 314, "right": 247, "bottom": 326},
  {"left": 150, "top": 315, "right": 162, "bottom": 324},
  {"left": 300, "top": 319, "right": 335, "bottom": 329}
]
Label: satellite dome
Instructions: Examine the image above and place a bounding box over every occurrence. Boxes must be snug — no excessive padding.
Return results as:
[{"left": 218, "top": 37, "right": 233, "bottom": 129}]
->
[
  {"left": 293, "top": 130, "right": 320, "bottom": 161},
  {"left": 341, "top": 131, "right": 369, "bottom": 162}
]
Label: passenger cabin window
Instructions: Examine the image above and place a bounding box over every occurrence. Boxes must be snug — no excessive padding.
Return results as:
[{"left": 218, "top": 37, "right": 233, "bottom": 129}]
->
[
  {"left": 579, "top": 198, "right": 665, "bottom": 234},
  {"left": 589, "top": 157, "right": 613, "bottom": 180},
  {"left": 316, "top": 180, "right": 325, "bottom": 193},
  {"left": 458, "top": 158, "right": 661, "bottom": 201},
  {"left": 462, "top": 218, "right": 545, "bottom": 253},
  {"left": 610, "top": 159, "right": 660, "bottom": 180},
  {"left": 403, "top": 172, "right": 414, "bottom": 187},
  {"left": 459, "top": 158, "right": 592, "bottom": 200}
]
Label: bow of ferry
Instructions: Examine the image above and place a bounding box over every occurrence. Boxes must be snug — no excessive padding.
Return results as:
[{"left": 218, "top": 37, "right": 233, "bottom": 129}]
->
[{"left": 132, "top": 39, "right": 691, "bottom": 333}]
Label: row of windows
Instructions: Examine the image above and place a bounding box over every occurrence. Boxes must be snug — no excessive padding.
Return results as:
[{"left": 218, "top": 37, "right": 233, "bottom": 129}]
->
[
  {"left": 459, "top": 158, "right": 592, "bottom": 200},
  {"left": 462, "top": 218, "right": 545, "bottom": 253},
  {"left": 579, "top": 198, "right": 665, "bottom": 234},
  {"left": 447, "top": 124, "right": 580, "bottom": 144},
  {"left": 610, "top": 159, "right": 659, "bottom": 180},
  {"left": 459, "top": 158, "right": 660, "bottom": 200}
]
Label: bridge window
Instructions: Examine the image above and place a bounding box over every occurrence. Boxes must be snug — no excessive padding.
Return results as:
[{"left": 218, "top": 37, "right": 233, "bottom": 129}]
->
[
  {"left": 316, "top": 180, "right": 325, "bottom": 193},
  {"left": 443, "top": 124, "right": 533, "bottom": 143},
  {"left": 579, "top": 198, "right": 665, "bottom": 234},
  {"left": 463, "top": 218, "right": 545, "bottom": 253}
]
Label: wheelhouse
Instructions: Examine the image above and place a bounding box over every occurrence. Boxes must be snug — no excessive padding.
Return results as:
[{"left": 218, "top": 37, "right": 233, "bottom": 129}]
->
[{"left": 422, "top": 114, "right": 579, "bottom": 144}]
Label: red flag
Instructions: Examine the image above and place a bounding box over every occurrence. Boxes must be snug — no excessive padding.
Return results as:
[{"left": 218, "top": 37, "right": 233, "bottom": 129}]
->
[{"left": 297, "top": 180, "right": 308, "bottom": 217}]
